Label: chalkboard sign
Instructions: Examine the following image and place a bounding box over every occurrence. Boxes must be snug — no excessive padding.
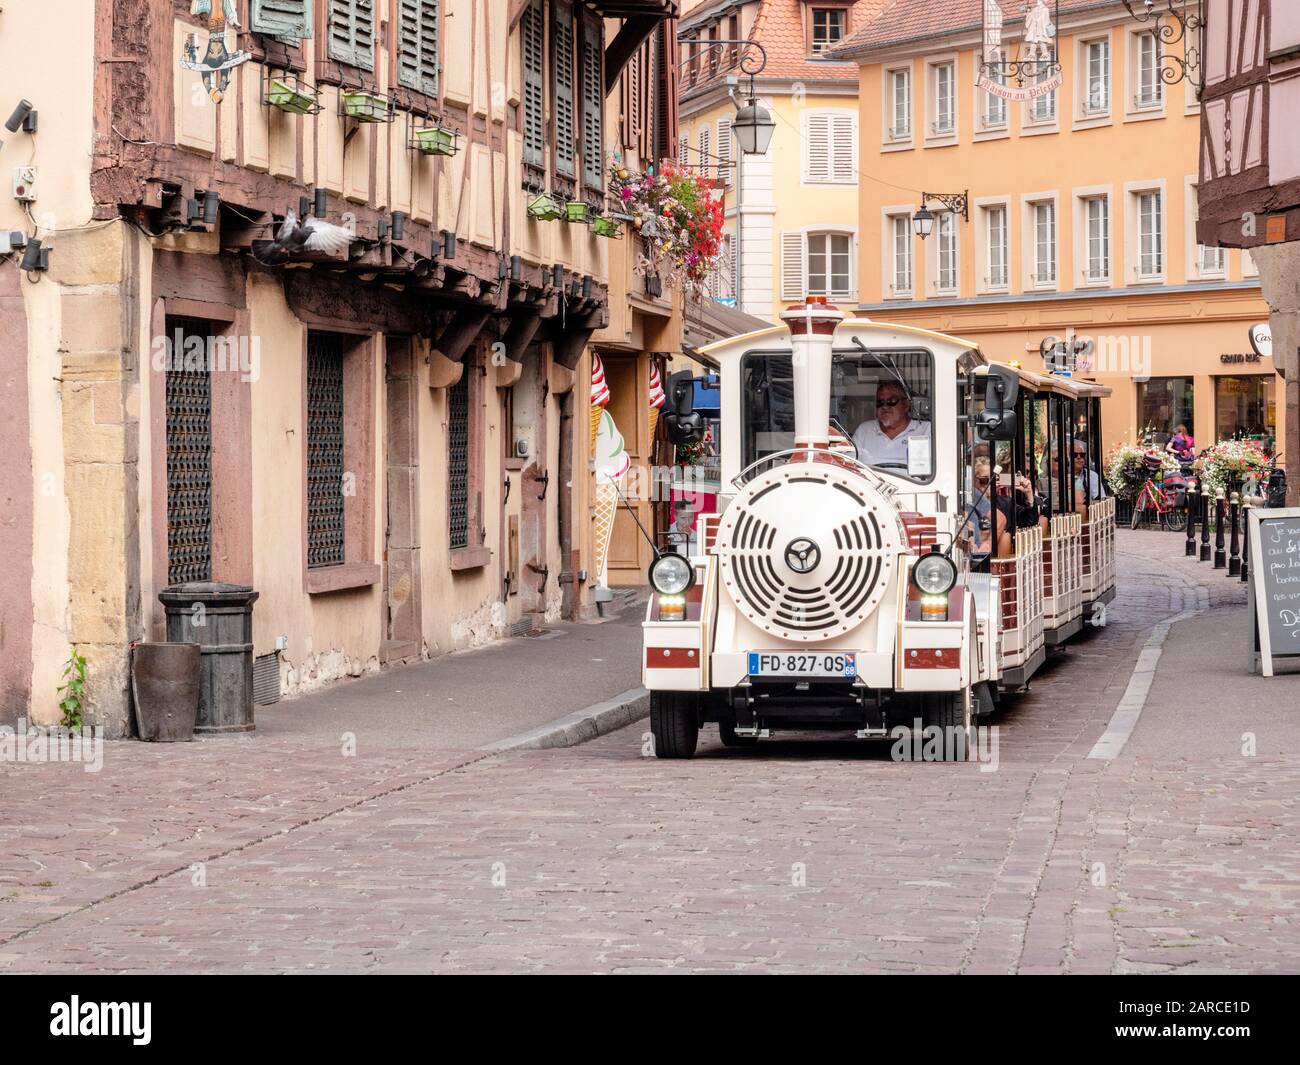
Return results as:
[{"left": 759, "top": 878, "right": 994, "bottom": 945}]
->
[{"left": 1247, "top": 508, "right": 1300, "bottom": 676}]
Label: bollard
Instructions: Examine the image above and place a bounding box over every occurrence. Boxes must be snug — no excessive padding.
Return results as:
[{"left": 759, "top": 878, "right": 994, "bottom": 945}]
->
[
  {"left": 1228, "top": 490, "right": 1241, "bottom": 576},
  {"left": 1200, "top": 487, "right": 1212, "bottom": 562},
  {"left": 1214, "top": 489, "right": 1227, "bottom": 569},
  {"left": 1241, "top": 499, "right": 1252, "bottom": 583},
  {"left": 1185, "top": 476, "right": 1198, "bottom": 556}
]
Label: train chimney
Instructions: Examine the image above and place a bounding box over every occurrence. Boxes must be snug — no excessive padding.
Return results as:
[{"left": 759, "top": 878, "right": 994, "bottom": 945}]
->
[{"left": 780, "top": 297, "right": 844, "bottom": 449}]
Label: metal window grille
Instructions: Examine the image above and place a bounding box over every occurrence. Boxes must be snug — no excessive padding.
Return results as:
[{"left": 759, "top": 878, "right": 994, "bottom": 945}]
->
[
  {"left": 307, "top": 333, "right": 346, "bottom": 568},
  {"left": 448, "top": 368, "right": 470, "bottom": 549},
  {"left": 165, "top": 317, "right": 213, "bottom": 586}
]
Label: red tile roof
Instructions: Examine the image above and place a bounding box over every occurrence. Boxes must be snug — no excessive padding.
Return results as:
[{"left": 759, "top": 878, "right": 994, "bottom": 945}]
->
[
  {"left": 681, "top": 0, "right": 892, "bottom": 90},
  {"left": 827, "top": 0, "right": 1114, "bottom": 59}
]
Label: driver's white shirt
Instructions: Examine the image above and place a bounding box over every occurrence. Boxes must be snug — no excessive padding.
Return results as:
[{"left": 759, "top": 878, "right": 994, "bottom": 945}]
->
[{"left": 853, "top": 418, "right": 931, "bottom": 472}]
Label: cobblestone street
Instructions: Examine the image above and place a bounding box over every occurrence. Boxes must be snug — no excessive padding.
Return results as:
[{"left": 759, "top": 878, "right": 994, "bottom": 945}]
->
[{"left": 1, "top": 533, "right": 1297, "bottom": 973}]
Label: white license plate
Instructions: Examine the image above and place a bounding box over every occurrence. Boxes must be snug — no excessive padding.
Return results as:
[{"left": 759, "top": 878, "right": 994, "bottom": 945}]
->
[{"left": 747, "top": 652, "right": 857, "bottom": 679}]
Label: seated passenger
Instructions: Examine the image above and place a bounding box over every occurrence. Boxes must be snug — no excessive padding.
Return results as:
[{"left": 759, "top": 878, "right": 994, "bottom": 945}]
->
[
  {"left": 1073, "top": 439, "right": 1105, "bottom": 500},
  {"left": 853, "top": 381, "right": 932, "bottom": 475}
]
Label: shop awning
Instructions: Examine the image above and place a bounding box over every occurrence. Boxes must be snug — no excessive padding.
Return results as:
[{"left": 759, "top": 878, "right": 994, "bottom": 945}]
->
[{"left": 683, "top": 298, "right": 772, "bottom": 365}]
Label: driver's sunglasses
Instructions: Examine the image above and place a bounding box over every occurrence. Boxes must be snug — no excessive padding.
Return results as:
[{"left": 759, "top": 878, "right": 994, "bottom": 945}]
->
[
  {"left": 975, "top": 477, "right": 991, "bottom": 488},
  {"left": 876, "top": 397, "right": 905, "bottom": 409}
]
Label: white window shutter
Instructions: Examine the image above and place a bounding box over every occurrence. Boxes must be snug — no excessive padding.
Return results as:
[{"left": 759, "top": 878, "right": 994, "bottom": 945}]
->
[
  {"left": 780, "top": 232, "right": 807, "bottom": 300},
  {"left": 698, "top": 125, "right": 710, "bottom": 180},
  {"left": 804, "top": 114, "right": 831, "bottom": 182},
  {"left": 831, "top": 114, "right": 856, "bottom": 182},
  {"left": 717, "top": 117, "right": 732, "bottom": 185}
]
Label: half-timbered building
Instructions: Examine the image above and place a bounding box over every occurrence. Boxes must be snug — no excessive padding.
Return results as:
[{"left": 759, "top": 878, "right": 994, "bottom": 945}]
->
[{"left": 0, "top": 0, "right": 680, "bottom": 733}]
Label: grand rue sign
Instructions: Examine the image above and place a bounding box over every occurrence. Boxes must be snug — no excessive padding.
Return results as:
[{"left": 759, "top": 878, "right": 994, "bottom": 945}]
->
[{"left": 979, "top": 1, "right": 1063, "bottom": 102}]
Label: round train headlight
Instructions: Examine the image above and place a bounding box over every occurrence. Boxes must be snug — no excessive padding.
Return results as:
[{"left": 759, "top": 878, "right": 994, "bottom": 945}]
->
[
  {"left": 912, "top": 549, "right": 956, "bottom": 596},
  {"left": 649, "top": 553, "right": 694, "bottom": 596}
]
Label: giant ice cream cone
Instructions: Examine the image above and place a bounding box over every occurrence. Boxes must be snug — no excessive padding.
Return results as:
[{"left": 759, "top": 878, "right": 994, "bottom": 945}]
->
[
  {"left": 590, "top": 353, "right": 610, "bottom": 451},
  {"left": 648, "top": 363, "right": 666, "bottom": 443},
  {"left": 592, "top": 408, "right": 631, "bottom": 590}
]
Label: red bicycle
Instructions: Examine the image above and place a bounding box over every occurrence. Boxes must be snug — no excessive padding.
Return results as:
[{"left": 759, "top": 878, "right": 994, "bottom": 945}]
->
[{"left": 1130, "top": 459, "right": 1187, "bottom": 532}]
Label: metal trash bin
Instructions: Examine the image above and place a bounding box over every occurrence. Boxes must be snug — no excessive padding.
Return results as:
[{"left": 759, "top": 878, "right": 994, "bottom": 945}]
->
[{"left": 159, "top": 582, "right": 260, "bottom": 734}]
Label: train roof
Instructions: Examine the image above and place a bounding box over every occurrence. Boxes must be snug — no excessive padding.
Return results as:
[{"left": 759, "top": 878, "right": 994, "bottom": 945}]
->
[
  {"left": 695, "top": 317, "right": 985, "bottom": 360},
  {"left": 973, "top": 363, "right": 1113, "bottom": 400}
]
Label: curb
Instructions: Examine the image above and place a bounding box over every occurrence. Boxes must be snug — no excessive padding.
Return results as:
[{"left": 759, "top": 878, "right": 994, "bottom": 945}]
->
[{"left": 479, "top": 687, "right": 650, "bottom": 752}]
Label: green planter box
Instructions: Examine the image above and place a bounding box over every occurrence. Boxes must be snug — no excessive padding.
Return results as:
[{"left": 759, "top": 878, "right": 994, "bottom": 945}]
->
[
  {"left": 592, "top": 217, "right": 621, "bottom": 238},
  {"left": 267, "top": 78, "right": 318, "bottom": 115},
  {"left": 565, "top": 201, "right": 590, "bottom": 223},
  {"left": 342, "top": 90, "right": 390, "bottom": 123},
  {"left": 527, "top": 194, "right": 561, "bottom": 221},
  {"left": 412, "top": 127, "right": 457, "bottom": 155}
]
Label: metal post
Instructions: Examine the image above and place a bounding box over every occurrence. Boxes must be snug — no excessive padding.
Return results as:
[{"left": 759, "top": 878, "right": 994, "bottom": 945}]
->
[
  {"left": 1240, "top": 499, "right": 1252, "bottom": 584},
  {"left": 1200, "top": 487, "right": 1212, "bottom": 561},
  {"left": 1228, "top": 485, "right": 1242, "bottom": 577},
  {"left": 1214, "top": 489, "right": 1227, "bottom": 569},
  {"left": 1185, "top": 476, "right": 1198, "bottom": 556}
]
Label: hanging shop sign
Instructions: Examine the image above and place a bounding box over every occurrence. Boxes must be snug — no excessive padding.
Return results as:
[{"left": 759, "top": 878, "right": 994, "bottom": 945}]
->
[
  {"left": 1249, "top": 322, "right": 1273, "bottom": 360},
  {"left": 978, "top": 1, "right": 1062, "bottom": 102}
]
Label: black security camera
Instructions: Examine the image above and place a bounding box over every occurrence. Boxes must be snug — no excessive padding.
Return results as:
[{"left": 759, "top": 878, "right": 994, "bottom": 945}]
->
[{"left": 5, "top": 100, "right": 36, "bottom": 134}]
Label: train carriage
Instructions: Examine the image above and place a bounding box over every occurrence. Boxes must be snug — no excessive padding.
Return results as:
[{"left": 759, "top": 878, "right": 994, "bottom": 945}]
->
[{"left": 642, "top": 299, "right": 1112, "bottom": 758}]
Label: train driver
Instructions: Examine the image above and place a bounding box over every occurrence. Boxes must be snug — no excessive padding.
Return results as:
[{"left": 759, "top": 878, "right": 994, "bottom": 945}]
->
[{"left": 853, "top": 380, "right": 931, "bottom": 475}]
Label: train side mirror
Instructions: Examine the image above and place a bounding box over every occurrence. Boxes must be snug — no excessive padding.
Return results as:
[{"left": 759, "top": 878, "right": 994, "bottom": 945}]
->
[
  {"left": 976, "top": 364, "right": 1020, "bottom": 442},
  {"left": 664, "top": 369, "right": 704, "bottom": 446}
]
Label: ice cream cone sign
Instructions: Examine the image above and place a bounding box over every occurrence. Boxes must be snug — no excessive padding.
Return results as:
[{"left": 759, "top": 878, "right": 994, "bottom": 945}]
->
[
  {"left": 590, "top": 353, "right": 611, "bottom": 451},
  {"left": 592, "top": 408, "right": 631, "bottom": 591},
  {"left": 648, "top": 364, "right": 666, "bottom": 442}
]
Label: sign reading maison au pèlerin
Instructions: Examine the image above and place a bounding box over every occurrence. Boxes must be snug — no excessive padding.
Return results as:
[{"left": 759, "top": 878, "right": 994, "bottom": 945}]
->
[{"left": 979, "top": 1, "right": 1063, "bottom": 102}]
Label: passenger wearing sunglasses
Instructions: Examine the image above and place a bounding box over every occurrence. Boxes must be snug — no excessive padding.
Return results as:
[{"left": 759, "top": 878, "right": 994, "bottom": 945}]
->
[{"left": 852, "top": 380, "right": 931, "bottom": 474}]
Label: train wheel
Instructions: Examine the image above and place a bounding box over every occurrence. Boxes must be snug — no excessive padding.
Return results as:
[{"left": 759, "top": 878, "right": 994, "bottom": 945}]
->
[
  {"left": 920, "top": 690, "right": 972, "bottom": 761},
  {"left": 650, "top": 691, "right": 699, "bottom": 759},
  {"left": 718, "top": 720, "right": 759, "bottom": 748}
]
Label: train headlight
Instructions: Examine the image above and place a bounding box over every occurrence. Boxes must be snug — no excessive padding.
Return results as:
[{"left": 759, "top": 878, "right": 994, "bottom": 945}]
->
[
  {"left": 912, "top": 549, "right": 957, "bottom": 597},
  {"left": 649, "top": 553, "right": 694, "bottom": 596}
]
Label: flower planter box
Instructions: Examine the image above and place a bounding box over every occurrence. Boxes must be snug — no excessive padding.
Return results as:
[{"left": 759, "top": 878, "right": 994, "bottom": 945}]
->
[
  {"left": 411, "top": 126, "right": 457, "bottom": 155},
  {"left": 565, "top": 201, "right": 591, "bottom": 223},
  {"left": 341, "top": 90, "right": 391, "bottom": 123},
  {"left": 266, "top": 77, "right": 319, "bottom": 115},
  {"left": 592, "top": 216, "right": 622, "bottom": 238},
  {"left": 527, "top": 194, "right": 561, "bottom": 221}
]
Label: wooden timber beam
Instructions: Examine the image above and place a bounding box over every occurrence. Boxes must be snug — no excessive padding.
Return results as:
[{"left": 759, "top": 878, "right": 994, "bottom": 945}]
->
[
  {"left": 605, "top": 15, "right": 661, "bottom": 96},
  {"left": 432, "top": 305, "right": 494, "bottom": 363}
]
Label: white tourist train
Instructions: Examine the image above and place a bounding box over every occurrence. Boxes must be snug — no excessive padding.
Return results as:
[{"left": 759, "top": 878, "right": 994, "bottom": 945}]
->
[{"left": 642, "top": 298, "right": 1115, "bottom": 758}]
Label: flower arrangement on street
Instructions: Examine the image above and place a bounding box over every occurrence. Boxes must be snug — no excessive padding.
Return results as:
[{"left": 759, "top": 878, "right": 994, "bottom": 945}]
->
[
  {"left": 1104, "top": 442, "right": 1182, "bottom": 498},
  {"left": 1193, "top": 437, "right": 1271, "bottom": 495},
  {"left": 608, "top": 157, "right": 723, "bottom": 297}
]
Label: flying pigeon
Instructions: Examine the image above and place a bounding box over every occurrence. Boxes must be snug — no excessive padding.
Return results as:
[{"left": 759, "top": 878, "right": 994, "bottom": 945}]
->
[{"left": 255, "top": 208, "right": 355, "bottom": 263}]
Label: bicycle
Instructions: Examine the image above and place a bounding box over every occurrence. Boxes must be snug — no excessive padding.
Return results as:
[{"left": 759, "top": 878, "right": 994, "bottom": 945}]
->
[{"left": 1129, "top": 460, "right": 1187, "bottom": 532}]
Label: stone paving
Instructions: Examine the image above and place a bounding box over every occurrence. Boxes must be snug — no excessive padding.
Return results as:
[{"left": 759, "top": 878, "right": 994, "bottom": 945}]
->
[{"left": 0, "top": 532, "right": 1296, "bottom": 973}]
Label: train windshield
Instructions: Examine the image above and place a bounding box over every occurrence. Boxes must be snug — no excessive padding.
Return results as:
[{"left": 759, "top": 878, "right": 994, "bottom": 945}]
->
[{"left": 740, "top": 348, "right": 936, "bottom": 482}]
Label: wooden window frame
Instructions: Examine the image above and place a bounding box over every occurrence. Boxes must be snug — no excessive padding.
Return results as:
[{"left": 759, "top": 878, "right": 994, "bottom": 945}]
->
[
  {"left": 315, "top": 0, "right": 379, "bottom": 88},
  {"left": 389, "top": 0, "right": 443, "bottom": 116}
]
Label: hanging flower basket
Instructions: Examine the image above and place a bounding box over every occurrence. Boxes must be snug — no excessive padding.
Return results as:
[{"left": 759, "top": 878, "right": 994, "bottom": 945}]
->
[
  {"left": 340, "top": 89, "right": 392, "bottom": 123},
  {"left": 265, "top": 75, "right": 320, "bottom": 116},
  {"left": 566, "top": 201, "right": 591, "bottom": 224},
  {"left": 608, "top": 157, "right": 723, "bottom": 297},
  {"left": 410, "top": 125, "right": 458, "bottom": 156},
  {"left": 592, "top": 216, "right": 622, "bottom": 238},
  {"left": 527, "top": 193, "right": 561, "bottom": 221}
]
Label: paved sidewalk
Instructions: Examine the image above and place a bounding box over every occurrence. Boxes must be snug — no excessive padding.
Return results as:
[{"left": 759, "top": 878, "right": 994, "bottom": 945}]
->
[
  {"left": 255, "top": 602, "right": 645, "bottom": 750},
  {"left": 1, "top": 531, "right": 1297, "bottom": 973}
]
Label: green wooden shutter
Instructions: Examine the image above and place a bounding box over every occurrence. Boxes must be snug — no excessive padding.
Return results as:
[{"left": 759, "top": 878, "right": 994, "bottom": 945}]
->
[
  {"left": 328, "top": 0, "right": 375, "bottom": 71},
  {"left": 522, "top": 0, "right": 545, "bottom": 169},
  {"left": 580, "top": 13, "right": 604, "bottom": 191},
  {"left": 397, "top": 0, "right": 439, "bottom": 97},
  {"left": 552, "top": 1, "right": 576, "bottom": 180},
  {"left": 250, "top": 0, "right": 313, "bottom": 38}
]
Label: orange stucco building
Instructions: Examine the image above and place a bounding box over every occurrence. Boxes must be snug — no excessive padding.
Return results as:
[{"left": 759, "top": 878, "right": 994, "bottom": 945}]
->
[{"left": 830, "top": 0, "right": 1273, "bottom": 458}]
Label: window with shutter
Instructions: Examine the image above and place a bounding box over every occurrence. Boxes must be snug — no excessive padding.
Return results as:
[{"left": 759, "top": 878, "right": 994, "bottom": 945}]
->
[
  {"left": 780, "top": 232, "right": 806, "bottom": 299},
  {"left": 678, "top": 133, "right": 688, "bottom": 166},
  {"left": 831, "top": 113, "right": 855, "bottom": 182},
  {"left": 522, "top": 0, "right": 545, "bottom": 171},
  {"left": 580, "top": 13, "right": 604, "bottom": 191},
  {"left": 250, "top": 0, "right": 313, "bottom": 38},
  {"left": 717, "top": 117, "right": 732, "bottom": 185},
  {"left": 397, "top": 0, "right": 439, "bottom": 97},
  {"left": 328, "top": 0, "right": 375, "bottom": 71},
  {"left": 698, "top": 126, "right": 710, "bottom": 181},
  {"left": 553, "top": 1, "right": 577, "bottom": 180},
  {"left": 804, "top": 113, "right": 830, "bottom": 182}
]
